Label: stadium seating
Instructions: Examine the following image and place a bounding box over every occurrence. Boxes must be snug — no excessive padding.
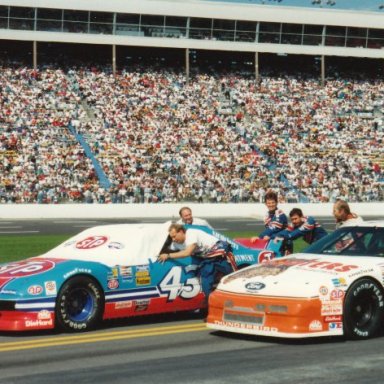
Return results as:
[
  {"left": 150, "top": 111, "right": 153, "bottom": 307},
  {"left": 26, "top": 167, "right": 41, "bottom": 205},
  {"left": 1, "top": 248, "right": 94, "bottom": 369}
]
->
[{"left": 0, "top": 62, "right": 382, "bottom": 203}]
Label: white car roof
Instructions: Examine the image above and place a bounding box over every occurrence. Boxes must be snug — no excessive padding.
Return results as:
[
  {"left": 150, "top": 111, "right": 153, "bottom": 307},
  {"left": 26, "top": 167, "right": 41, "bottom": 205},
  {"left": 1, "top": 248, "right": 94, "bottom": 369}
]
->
[{"left": 40, "top": 222, "right": 172, "bottom": 267}]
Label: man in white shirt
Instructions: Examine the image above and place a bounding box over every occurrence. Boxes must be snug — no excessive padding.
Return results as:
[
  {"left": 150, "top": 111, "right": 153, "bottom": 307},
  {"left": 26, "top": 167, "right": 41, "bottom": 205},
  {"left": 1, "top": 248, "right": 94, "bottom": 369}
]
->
[
  {"left": 333, "top": 199, "right": 364, "bottom": 229},
  {"left": 158, "top": 224, "right": 233, "bottom": 299},
  {"left": 176, "top": 206, "right": 212, "bottom": 228}
]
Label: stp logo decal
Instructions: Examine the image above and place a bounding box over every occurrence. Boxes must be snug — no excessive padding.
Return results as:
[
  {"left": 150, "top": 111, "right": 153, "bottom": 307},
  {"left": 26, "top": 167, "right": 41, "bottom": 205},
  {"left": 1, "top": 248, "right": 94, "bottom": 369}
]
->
[
  {"left": 0, "top": 260, "right": 55, "bottom": 278},
  {"left": 28, "top": 285, "right": 43, "bottom": 295},
  {"left": 258, "top": 251, "right": 275, "bottom": 263},
  {"left": 76, "top": 236, "right": 108, "bottom": 249},
  {"left": 108, "top": 279, "right": 119, "bottom": 290},
  {"left": 330, "top": 289, "right": 345, "bottom": 300},
  {"left": 245, "top": 282, "right": 266, "bottom": 291}
]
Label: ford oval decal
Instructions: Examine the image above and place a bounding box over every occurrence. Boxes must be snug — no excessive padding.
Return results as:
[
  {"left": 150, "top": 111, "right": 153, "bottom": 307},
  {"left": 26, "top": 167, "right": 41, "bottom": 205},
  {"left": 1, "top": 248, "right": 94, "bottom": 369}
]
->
[{"left": 245, "top": 282, "right": 266, "bottom": 291}]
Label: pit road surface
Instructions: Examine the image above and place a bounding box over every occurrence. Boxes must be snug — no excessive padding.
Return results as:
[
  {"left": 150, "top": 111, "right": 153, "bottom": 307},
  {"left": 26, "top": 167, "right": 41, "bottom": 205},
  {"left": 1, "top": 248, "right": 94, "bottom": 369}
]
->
[
  {"left": 2, "top": 216, "right": 381, "bottom": 235},
  {"left": 1, "top": 216, "right": 384, "bottom": 383},
  {"left": 1, "top": 315, "right": 384, "bottom": 384}
]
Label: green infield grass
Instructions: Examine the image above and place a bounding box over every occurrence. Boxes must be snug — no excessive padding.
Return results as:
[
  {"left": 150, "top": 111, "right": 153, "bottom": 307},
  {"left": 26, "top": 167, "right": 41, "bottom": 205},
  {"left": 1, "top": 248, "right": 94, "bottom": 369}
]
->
[
  {"left": 0, "top": 231, "right": 308, "bottom": 263},
  {"left": 1, "top": 234, "right": 69, "bottom": 263}
]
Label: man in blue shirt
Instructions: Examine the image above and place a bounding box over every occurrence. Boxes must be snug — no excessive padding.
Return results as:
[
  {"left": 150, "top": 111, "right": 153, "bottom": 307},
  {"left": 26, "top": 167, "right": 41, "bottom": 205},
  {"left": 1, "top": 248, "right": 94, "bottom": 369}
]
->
[
  {"left": 275, "top": 208, "right": 328, "bottom": 252},
  {"left": 252, "top": 190, "right": 288, "bottom": 242}
]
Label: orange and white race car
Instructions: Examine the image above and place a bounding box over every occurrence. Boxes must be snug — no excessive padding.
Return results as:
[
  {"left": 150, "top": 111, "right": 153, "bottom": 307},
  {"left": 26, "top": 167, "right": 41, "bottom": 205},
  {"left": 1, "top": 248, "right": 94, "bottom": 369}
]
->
[{"left": 207, "top": 221, "right": 384, "bottom": 339}]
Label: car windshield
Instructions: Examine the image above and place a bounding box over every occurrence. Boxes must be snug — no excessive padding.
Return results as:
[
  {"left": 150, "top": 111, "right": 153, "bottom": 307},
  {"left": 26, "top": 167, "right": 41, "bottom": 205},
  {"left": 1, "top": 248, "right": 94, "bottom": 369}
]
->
[{"left": 303, "top": 226, "right": 384, "bottom": 257}]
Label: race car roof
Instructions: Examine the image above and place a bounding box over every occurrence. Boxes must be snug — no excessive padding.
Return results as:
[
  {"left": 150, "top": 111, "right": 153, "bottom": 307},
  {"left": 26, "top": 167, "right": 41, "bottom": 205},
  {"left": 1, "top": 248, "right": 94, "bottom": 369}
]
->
[{"left": 40, "top": 222, "right": 172, "bottom": 267}]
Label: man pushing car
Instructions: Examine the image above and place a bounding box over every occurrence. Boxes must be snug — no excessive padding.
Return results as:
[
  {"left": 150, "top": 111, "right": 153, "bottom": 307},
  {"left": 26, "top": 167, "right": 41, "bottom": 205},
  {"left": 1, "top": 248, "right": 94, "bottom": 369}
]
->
[{"left": 158, "top": 224, "right": 235, "bottom": 299}]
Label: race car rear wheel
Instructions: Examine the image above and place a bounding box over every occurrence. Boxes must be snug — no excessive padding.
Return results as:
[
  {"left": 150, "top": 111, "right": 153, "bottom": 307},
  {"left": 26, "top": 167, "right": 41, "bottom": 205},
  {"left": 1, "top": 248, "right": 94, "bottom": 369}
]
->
[
  {"left": 56, "top": 275, "right": 104, "bottom": 332},
  {"left": 343, "top": 278, "right": 384, "bottom": 339}
]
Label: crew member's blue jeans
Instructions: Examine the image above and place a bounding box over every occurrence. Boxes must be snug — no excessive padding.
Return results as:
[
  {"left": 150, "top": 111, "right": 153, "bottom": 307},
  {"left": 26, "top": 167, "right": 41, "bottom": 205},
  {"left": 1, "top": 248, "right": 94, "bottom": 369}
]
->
[{"left": 198, "top": 257, "right": 233, "bottom": 298}]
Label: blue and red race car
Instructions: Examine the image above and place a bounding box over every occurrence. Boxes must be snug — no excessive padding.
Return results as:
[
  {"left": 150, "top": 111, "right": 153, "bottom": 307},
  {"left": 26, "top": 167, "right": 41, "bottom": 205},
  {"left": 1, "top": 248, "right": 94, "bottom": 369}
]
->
[{"left": 0, "top": 222, "right": 283, "bottom": 332}]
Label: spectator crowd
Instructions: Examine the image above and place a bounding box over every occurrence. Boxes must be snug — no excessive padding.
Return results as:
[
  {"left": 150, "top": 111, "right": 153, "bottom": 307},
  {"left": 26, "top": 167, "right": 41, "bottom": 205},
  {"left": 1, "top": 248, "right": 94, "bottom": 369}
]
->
[{"left": 0, "top": 61, "right": 383, "bottom": 204}]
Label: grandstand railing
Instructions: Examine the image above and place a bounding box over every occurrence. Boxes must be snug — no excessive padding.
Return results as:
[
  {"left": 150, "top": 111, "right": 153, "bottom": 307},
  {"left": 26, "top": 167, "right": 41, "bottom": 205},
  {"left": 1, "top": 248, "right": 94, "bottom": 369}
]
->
[{"left": 0, "top": 5, "right": 383, "bottom": 53}]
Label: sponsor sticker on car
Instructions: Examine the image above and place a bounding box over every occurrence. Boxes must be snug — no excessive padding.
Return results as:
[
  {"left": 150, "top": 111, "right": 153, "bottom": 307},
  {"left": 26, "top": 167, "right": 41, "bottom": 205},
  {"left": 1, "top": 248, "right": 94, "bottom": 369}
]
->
[
  {"left": 76, "top": 236, "right": 108, "bottom": 249},
  {"left": 332, "top": 278, "right": 347, "bottom": 287},
  {"left": 115, "top": 301, "right": 133, "bottom": 310},
  {"left": 119, "top": 266, "right": 133, "bottom": 281},
  {"left": 309, "top": 320, "right": 323, "bottom": 331},
  {"left": 321, "top": 300, "right": 343, "bottom": 316},
  {"left": 28, "top": 285, "right": 43, "bottom": 295},
  {"left": 135, "top": 299, "right": 150, "bottom": 312},
  {"left": 329, "top": 322, "right": 343, "bottom": 331},
  {"left": 108, "top": 242, "right": 124, "bottom": 250},
  {"left": 245, "top": 282, "right": 266, "bottom": 292},
  {"left": 136, "top": 265, "right": 150, "bottom": 285},
  {"left": 45, "top": 281, "right": 57, "bottom": 295},
  {"left": 0, "top": 260, "right": 56, "bottom": 278},
  {"left": 136, "top": 277, "right": 151, "bottom": 286},
  {"left": 258, "top": 251, "right": 275, "bottom": 263},
  {"left": 319, "top": 286, "right": 328, "bottom": 296},
  {"left": 108, "top": 279, "right": 119, "bottom": 290},
  {"left": 324, "top": 315, "right": 342, "bottom": 323}
]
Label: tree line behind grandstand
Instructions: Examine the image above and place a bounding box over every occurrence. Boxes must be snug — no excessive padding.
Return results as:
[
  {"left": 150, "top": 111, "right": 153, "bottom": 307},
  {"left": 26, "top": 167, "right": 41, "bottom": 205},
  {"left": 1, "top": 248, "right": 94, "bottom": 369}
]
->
[{"left": 0, "top": 44, "right": 383, "bottom": 204}]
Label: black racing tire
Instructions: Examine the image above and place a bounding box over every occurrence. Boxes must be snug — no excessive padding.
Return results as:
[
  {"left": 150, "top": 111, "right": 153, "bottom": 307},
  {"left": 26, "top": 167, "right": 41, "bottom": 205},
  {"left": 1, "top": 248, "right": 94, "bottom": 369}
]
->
[
  {"left": 343, "top": 278, "right": 384, "bottom": 339},
  {"left": 56, "top": 275, "right": 104, "bottom": 332}
]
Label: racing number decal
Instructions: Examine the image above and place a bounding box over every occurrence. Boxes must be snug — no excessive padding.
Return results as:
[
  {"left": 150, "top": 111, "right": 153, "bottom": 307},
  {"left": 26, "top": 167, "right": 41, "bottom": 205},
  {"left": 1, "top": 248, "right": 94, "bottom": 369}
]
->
[
  {"left": 258, "top": 250, "right": 275, "bottom": 263},
  {"left": 159, "top": 267, "right": 201, "bottom": 301}
]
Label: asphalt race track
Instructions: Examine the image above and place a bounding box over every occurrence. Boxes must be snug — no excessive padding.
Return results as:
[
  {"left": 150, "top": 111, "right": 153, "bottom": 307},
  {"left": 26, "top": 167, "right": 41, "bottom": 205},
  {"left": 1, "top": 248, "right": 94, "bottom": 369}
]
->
[
  {"left": 1, "top": 216, "right": 384, "bottom": 384},
  {"left": 0, "top": 215, "right": 382, "bottom": 236},
  {"left": 1, "top": 314, "right": 384, "bottom": 384}
]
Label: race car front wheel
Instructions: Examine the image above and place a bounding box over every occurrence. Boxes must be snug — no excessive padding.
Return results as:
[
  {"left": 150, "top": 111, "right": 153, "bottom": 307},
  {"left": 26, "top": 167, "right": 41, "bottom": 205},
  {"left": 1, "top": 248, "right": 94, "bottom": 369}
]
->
[
  {"left": 343, "top": 278, "right": 384, "bottom": 339},
  {"left": 56, "top": 275, "right": 104, "bottom": 332}
]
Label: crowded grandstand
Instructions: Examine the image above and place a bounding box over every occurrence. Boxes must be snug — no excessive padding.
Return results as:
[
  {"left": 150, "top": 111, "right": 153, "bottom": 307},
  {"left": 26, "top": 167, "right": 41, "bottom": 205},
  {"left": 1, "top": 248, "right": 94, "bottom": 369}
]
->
[{"left": 0, "top": 0, "right": 383, "bottom": 204}]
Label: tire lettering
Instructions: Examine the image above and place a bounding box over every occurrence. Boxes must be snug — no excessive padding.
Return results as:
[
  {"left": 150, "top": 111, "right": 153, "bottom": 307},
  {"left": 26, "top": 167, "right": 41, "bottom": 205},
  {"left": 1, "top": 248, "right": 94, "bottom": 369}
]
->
[
  {"left": 354, "top": 328, "right": 368, "bottom": 337},
  {"left": 345, "top": 279, "right": 384, "bottom": 339},
  {"left": 56, "top": 278, "right": 102, "bottom": 331}
]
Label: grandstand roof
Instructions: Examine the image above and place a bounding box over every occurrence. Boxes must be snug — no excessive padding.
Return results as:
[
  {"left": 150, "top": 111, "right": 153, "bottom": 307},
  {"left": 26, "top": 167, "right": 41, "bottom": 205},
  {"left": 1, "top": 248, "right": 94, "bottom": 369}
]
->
[
  {"left": 2, "top": 0, "right": 383, "bottom": 59},
  {"left": 3, "top": 0, "right": 384, "bottom": 28}
]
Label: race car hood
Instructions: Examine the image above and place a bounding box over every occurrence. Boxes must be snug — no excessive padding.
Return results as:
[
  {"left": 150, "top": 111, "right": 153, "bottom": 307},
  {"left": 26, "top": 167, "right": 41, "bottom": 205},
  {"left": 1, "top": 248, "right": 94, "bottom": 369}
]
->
[
  {"left": 36, "top": 222, "right": 172, "bottom": 267},
  {"left": 0, "top": 257, "right": 105, "bottom": 298},
  {"left": 218, "top": 253, "right": 383, "bottom": 298}
]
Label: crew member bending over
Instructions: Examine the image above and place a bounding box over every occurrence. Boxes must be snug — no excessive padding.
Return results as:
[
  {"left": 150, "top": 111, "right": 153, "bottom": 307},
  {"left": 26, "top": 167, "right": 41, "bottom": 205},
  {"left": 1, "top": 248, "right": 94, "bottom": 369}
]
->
[
  {"left": 158, "top": 224, "right": 234, "bottom": 299},
  {"left": 275, "top": 208, "right": 328, "bottom": 252}
]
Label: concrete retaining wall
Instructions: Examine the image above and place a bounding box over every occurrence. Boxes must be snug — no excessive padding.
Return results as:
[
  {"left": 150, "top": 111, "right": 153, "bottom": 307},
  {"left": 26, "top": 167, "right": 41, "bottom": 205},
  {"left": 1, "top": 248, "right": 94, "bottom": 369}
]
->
[{"left": 0, "top": 203, "right": 383, "bottom": 219}]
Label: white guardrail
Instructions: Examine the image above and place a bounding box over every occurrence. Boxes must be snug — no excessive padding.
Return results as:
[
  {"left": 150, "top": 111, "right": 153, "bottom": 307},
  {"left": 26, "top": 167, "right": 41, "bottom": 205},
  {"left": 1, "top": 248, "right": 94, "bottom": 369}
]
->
[{"left": 0, "top": 203, "right": 383, "bottom": 220}]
